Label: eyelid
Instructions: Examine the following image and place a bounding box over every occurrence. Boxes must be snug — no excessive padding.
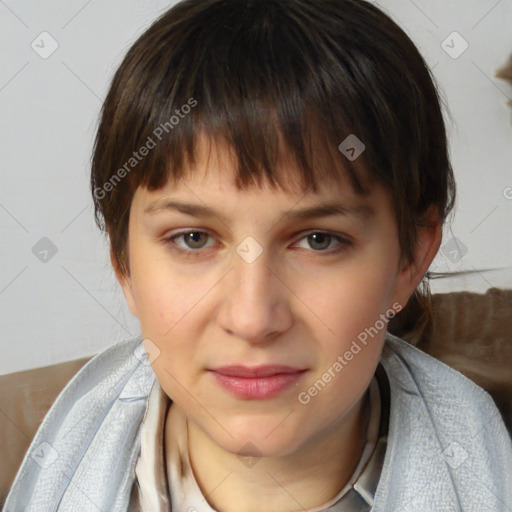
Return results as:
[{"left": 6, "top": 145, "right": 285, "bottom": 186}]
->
[
  {"left": 294, "top": 229, "right": 354, "bottom": 243},
  {"left": 290, "top": 230, "right": 353, "bottom": 253}
]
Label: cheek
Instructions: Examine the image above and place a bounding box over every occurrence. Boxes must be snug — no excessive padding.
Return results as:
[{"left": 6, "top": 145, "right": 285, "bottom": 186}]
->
[
  {"left": 134, "top": 281, "right": 204, "bottom": 372},
  {"left": 133, "top": 281, "right": 177, "bottom": 336},
  {"left": 128, "top": 247, "right": 206, "bottom": 337},
  {"left": 300, "top": 262, "right": 396, "bottom": 346},
  {"left": 133, "top": 273, "right": 205, "bottom": 403},
  {"left": 127, "top": 248, "right": 210, "bottom": 388},
  {"left": 294, "top": 270, "right": 391, "bottom": 427}
]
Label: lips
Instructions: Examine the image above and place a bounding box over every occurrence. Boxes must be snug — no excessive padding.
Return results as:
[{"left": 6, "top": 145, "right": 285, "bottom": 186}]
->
[
  {"left": 212, "top": 365, "right": 304, "bottom": 378},
  {"left": 209, "top": 365, "right": 307, "bottom": 399}
]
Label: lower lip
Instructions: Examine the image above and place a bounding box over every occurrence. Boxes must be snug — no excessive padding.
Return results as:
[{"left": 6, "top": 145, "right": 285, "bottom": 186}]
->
[{"left": 211, "top": 371, "right": 306, "bottom": 399}]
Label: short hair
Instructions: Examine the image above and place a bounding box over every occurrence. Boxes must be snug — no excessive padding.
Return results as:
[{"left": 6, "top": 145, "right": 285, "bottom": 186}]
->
[{"left": 91, "top": 0, "right": 455, "bottom": 278}]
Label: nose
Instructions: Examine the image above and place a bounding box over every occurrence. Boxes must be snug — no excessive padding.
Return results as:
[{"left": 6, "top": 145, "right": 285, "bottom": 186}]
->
[{"left": 217, "top": 249, "right": 293, "bottom": 345}]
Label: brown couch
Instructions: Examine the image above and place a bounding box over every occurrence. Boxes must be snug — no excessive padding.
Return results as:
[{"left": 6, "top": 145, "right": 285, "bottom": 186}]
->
[{"left": 1, "top": 287, "right": 511, "bottom": 505}]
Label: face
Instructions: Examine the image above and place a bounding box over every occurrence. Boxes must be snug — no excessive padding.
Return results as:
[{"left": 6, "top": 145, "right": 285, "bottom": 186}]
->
[{"left": 119, "top": 139, "right": 431, "bottom": 458}]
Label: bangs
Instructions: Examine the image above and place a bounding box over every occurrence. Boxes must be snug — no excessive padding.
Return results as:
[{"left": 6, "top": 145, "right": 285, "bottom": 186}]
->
[
  {"left": 149, "top": 105, "right": 370, "bottom": 196},
  {"left": 108, "top": 0, "right": 379, "bottom": 197}
]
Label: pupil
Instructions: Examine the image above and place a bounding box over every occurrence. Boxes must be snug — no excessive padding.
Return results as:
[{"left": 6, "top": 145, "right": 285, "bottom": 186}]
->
[
  {"left": 187, "top": 232, "right": 205, "bottom": 248},
  {"left": 310, "top": 233, "right": 329, "bottom": 250}
]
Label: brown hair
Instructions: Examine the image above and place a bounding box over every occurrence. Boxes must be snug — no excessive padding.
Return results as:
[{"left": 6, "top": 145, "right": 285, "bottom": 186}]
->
[{"left": 91, "top": 0, "right": 455, "bottom": 318}]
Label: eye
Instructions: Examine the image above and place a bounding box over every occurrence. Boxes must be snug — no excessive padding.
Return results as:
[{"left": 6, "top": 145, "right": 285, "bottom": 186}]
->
[
  {"left": 294, "top": 232, "right": 352, "bottom": 253},
  {"left": 164, "top": 229, "right": 352, "bottom": 257},
  {"left": 167, "top": 230, "right": 215, "bottom": 252}
]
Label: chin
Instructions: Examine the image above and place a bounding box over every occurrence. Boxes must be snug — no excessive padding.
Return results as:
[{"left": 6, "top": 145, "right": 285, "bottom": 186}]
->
[{"left": 212, "top": 417, "right": 308, "bottom": 458}]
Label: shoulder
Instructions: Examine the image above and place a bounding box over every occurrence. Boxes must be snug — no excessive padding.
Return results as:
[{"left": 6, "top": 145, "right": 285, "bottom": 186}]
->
[
  {"left": 380, "top": 332, "right": 511, "bottom": 443},
  {"left": 373, "top": 333, "right": 512, "bottom": 511},
  {"left": 41, "top": 336, "right": 155, "bottom": 413},
  {"left": 73, "top": 336, "right": 148, "bottom": 379},
  {"left": 4, "top": 337, "right": 156, "bottom": 512},
  {"left": 381, "top": 332, "right": 498, "bottom": 407}
]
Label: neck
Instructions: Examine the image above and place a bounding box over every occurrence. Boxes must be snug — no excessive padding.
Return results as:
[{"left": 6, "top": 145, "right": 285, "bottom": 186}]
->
[{"left": 179, "top": 392, "right": 370, "bottom": 512}]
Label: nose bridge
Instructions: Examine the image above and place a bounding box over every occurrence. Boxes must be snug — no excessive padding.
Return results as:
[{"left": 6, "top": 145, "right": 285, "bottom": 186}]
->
[
  {"left": 232, "top": 235, "right": 275, "bottom": 297},
  {"left": 235, "top": 250, "right": 273, "bottom": 298},
  {"left": 231, "top": 246, "right": 276, "bottom": 313},
  {"left": 219, "top": 244, "right": 292, "bottom": 343}
]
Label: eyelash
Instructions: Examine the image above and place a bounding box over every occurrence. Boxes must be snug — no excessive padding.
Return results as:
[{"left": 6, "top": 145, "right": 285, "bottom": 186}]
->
[{"left": 163, "top": 230, "right": 353, "bottom": 259}]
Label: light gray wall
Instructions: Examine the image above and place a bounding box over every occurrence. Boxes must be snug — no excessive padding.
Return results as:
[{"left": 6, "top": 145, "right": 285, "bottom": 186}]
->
[{"left": 1, "top": 0, "right": 511, "bottom": 374}]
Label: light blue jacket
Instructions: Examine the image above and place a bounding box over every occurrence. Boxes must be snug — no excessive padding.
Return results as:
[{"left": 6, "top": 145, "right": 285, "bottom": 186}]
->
[{"left": 3, "top": 334, "right": 512, "bottom": 511}]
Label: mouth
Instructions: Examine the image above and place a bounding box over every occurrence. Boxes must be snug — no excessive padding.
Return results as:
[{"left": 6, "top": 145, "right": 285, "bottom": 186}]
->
[{"left": 209, "top": 365, "right": 308, "bottom": 400}]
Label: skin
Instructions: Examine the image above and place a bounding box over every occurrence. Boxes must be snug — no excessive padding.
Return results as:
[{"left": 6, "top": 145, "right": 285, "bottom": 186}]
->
[{"left": 117, "top": 138, "right": 441, "bottom": 512}]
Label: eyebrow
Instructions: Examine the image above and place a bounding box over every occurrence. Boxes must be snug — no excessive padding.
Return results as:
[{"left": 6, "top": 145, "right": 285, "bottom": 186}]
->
[{"left": 144, "top": 199, "right": 375, "bottom": 223}]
